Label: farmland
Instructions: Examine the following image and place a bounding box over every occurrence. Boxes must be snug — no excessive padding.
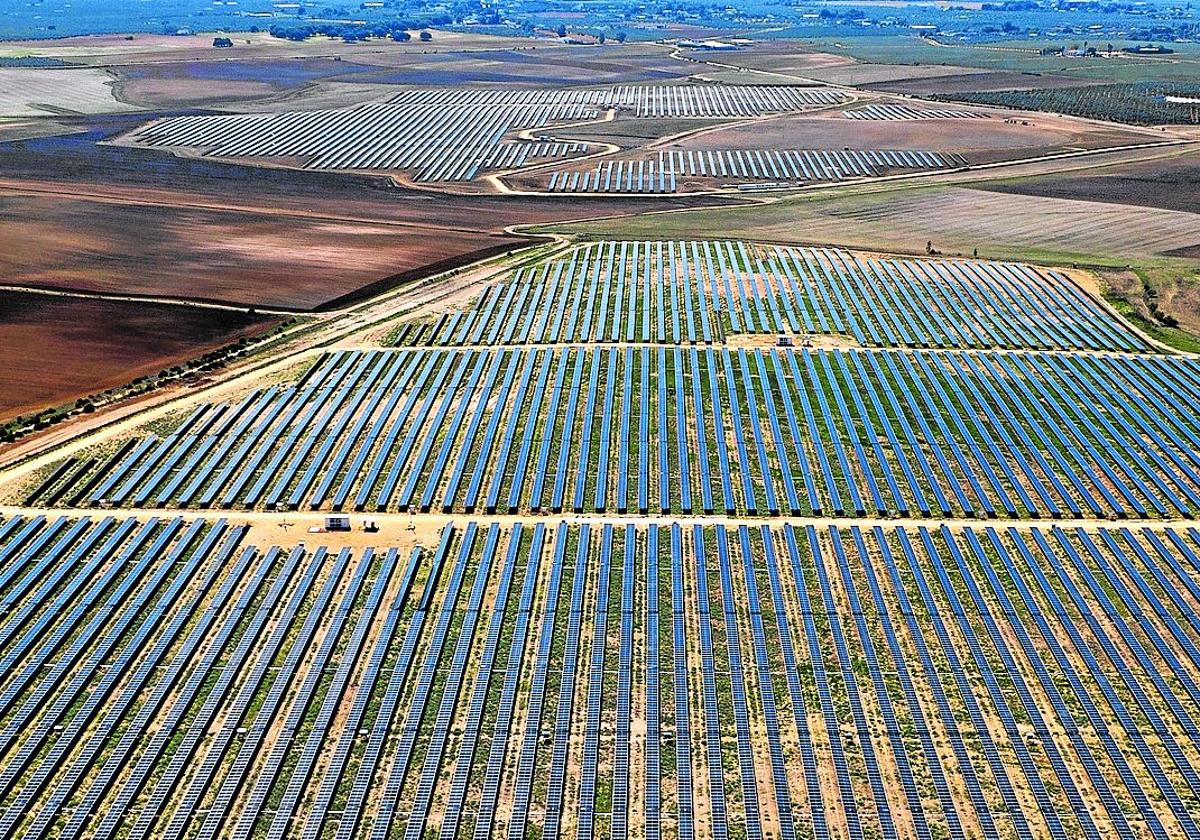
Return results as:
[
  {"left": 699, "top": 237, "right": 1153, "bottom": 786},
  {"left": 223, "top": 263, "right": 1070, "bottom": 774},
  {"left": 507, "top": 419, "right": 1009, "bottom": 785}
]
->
[
  {"left": 0, "top": 67, "right": 135, "bottom": 117},
  {"left": 558, "top": 184, "right": 1200, "bottom": 272},
  {"left": 935, "top": 82, "right": 1200, "bottom": 126},
  {"left": 664, "top": 108, "right": 1154, "bottom": 160},
  {"left": 0, "top": 190, "right": 528, "bottom": 310},
  {"left": 0, "top": 290, "right": 279, "bottom": 423},
  {"left": 4, "top": 24, "right": 1200, "bottom": 840},
  {"left": 978, "top": 155, "right": 1200, "bottom": 216}
]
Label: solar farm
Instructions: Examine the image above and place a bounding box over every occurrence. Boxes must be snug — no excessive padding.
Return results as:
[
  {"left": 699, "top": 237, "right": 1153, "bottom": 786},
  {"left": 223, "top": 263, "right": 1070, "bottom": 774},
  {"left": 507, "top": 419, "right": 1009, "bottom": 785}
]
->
[
  {"left": 4, "top": 217, "right": 1200, "bottom": 839},
  {"left": 125, "top": 84, "right": 851, "bottom": 183},
  {"left": 3, "top": 36, "right": 1200, "bottom": 840},
  {"left": 129, "top": 100, "right": 603, "bottom": 182}
]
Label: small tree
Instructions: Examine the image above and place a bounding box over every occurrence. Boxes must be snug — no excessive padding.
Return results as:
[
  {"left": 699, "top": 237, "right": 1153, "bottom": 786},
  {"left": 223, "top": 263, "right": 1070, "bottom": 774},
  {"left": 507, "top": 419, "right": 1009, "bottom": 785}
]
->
[
  {"left": 556, "top": 23, "right": 567, "bottom": 37},
  {"left": 616, "top": 31, "right": 627, "bottom": 43},
  {"left": 419, "top": 30, "right": 432, "bottom": 41}
]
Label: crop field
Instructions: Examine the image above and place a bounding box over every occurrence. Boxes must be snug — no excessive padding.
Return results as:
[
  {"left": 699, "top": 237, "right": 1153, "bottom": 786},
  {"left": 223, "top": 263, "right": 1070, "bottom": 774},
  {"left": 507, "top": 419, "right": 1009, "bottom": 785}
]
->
[
  {"left": 935, "top": 82, "right": 1200, "bottom": 126},
  {"left": 0, "top": 191, "right": 531, "bottom": 311},
  {"left": 346, "top": 44, "right": 692, "bottom": 87},
  {"left": 127, "top": 85, "right": 849, "bottom": 181},
  {"left": 3, "top": 514, "right": 1200, "bottom": 840},
  {"left": 977, "top": 156, "right": 1200, "bottom": 216},
  {"left": 671, "top": 109, "right": 1152, "bottom": 160},
  {"left": 0, "top": 67, "right": 137, "bottom": 117},
  {"left": 567, "top": 187, "right": 1200, "bottom": 268},
  {"left": 0, "top": 290, "right": 280, "bottom": 422},
  {"left": 392, "top": 242, "right": 1146, "bottom": 351},
  {"left": 539, "top": 149, "right": 964, "bottom": 193},
  {"left": 85, "top": 43, "right": 705, "bottom": 110},
  {"left": 870, "top": 70, "right": 1111, "bottom": 96}
]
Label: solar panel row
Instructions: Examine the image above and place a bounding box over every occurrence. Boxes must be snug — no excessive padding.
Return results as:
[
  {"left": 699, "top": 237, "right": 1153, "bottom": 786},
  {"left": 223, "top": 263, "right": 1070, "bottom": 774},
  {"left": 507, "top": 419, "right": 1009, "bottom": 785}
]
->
[
  {"left": 543, "top": 148, "right": 964, "bottom": 192},
  {"left": 131, "top": 85, "right": 846, "bottom": 180},
  {"left": 845, "top": 103, "right": 984, "bottom": 119}
]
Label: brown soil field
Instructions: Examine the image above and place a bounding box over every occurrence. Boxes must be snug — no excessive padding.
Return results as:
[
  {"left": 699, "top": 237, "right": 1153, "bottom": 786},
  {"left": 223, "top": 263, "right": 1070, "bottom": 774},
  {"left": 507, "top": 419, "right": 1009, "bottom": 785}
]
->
[
  {"left": 796, "top": 62, "right": 993, "bottom": 86},
  {"left": 976, "top": 155, "right": 1200, "bottom": 214},
  {"left": 694, "top": 41, "right": 989, "bottom": 85},
  {"left": 5, "top": 33, "right": 688, "bottom": 90},
  {"left": 695, "top": 44, "right": 861, "bottom": 74},
  {"left": 0, "top": 191, "right": 527, "bottom": 310},
  {"left": 115, "top": 75, "right": 290, "bottom": 109},
  {"left": 0, "top": 118, "right": 84, "bottom": 142},
  {"left": 0, "top": 290, "right": 279, "bottom": 421},
  {"left": 94, "top": 41, "right": 691, "bottom": 112},
  {"left": 220, "top": 82, "right": 406, "bottom": 113},
  {"left": 107, "top": 46, "right": 693, "bottom": 110},
  {"left": 665, "top": 108, "right": 1150, "bottom": 160},
  {"left": 330, "top": 43, "right": 689, "bottom": 83},
  {"left": 555, "top": 116, "right": 735, "bottom": 148},
  {"left": 1164, "top": 244, "right": 1200, "bottom": 258}
]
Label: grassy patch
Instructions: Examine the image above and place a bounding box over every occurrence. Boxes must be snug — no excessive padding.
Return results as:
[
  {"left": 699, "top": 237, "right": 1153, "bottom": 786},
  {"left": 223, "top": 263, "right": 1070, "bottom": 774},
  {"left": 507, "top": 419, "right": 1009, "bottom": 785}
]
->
[{"left": 1105, "top": 293, "right": 1200, "bottom": 353}]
